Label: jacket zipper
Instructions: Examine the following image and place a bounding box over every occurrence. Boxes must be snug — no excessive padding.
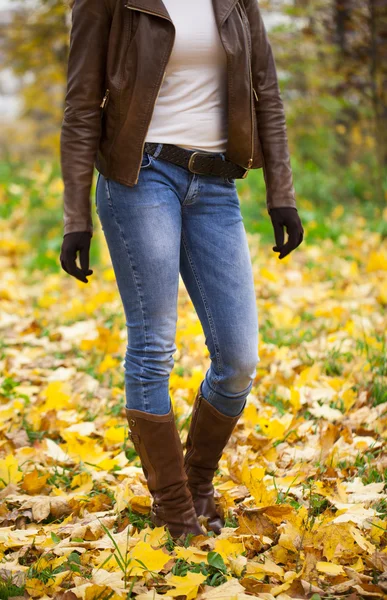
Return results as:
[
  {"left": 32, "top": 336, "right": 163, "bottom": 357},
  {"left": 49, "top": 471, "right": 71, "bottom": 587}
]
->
[
  {"left": 247, "top": 54, "right": 255, "bottom": 169},
  {"left": 237, "top": 2, "right": 254, "bottom": 170},
  {"left": 125, "top": 3, "right": 175, "bottom": 184},
  {"left": 100, "top": 88, "right": 110, "bottom": 110}
]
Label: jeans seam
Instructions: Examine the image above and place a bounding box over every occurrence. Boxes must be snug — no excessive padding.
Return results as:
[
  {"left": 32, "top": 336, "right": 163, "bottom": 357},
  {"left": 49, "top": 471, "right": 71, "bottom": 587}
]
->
[
  {"left": 182, "top": 175, "right": 198, "bottom": 206},
  {"left": 181, "top": 229, "right": 224, "bottom": 400},
  {"left": 104, "top": 178, "right": 150, "bottom": 411}
]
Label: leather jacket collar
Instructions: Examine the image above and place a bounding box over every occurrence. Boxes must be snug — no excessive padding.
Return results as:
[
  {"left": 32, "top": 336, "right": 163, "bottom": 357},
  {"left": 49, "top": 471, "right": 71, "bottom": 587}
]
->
[{"left": 124, "top": 0, "right": 239, "bottom": 26}]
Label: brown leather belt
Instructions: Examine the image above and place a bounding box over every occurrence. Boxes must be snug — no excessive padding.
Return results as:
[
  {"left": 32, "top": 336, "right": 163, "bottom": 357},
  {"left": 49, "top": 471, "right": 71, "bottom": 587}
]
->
[{"left": 144, "top": 142, "right": 248, "bottom": 179}]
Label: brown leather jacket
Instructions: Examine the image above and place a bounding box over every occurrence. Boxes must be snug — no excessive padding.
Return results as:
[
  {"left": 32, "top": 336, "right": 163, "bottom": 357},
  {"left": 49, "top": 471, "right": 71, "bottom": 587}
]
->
[{"left": 60, "top": 0, "right": 297, "bottom": 236}]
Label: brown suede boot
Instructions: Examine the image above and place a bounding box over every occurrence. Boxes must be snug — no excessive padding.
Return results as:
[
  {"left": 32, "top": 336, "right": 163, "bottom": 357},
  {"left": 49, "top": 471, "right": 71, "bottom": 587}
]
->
[
  {"left": 184, "top": 388, "right": 244, "bottom": 535},
  {"left": 125, "top": 403, "right": 205, "bottom": 542}
]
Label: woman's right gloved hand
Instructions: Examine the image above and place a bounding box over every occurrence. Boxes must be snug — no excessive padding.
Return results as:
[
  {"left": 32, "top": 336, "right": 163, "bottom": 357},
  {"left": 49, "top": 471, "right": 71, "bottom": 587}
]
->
[{"left": 60, "top": 231, "right": 93, "bottom": 283}]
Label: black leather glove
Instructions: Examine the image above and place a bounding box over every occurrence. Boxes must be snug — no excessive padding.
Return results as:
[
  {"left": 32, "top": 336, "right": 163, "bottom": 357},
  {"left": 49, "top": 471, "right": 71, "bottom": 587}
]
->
[
  {"left": 60, "top": 231, "right": 93, "bottom": 283},
  {"left": 269, "top": 207, "right": 304, "bottom": 259}
]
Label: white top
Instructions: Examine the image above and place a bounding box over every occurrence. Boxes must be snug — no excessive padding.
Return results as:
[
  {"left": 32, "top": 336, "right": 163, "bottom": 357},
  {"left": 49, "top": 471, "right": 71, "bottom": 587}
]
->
[{"left": 145, "top": 0, "right": 228, "bottom": 153}]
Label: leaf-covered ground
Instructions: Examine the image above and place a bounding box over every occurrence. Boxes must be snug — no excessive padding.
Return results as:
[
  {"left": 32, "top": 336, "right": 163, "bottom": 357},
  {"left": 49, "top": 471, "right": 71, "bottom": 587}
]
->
[{"left": 0, "top": 198, "right": 387, "bottom": 600}]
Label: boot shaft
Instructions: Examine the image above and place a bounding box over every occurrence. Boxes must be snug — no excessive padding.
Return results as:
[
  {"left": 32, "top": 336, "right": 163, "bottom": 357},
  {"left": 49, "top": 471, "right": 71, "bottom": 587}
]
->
[
  {"left": 125, "top": 404, "right": 205, "bottom": 540},
  {"left": 184, "top": 390, "right": 243, "bottom": 479}
]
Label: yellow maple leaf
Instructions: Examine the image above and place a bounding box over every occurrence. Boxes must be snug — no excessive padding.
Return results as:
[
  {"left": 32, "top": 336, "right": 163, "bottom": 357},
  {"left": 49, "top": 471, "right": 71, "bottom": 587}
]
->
[
  {"left": 240, "top": 459, "right": 276, "bottom": 506},
  {"left": 139, "top": 525, "right": 168, "bottom": 548},
  {"left": 104, "top": 425, "right": 127, "bottom": 444},
  {"left": 39, "top": 380, "right": 73, "bottom": 412},
  {"left": 37, "top": 554, "right": 67, "bottom": 571},
  {"left": 246, "top": 557, "right": 284, "bottom": 578},
  {"left": 289, "top": 387, "right": 301, "bottom": 413},
  {"left": 255, "top": 417, "right": 286, "bottom": 440},
  {"left": 242, "top": 403, "right": 259, "bottom": 427},
  {"left": 128, "top": 541, "right": 170, "bottom": 576},
  {"left": 366, "top": 251, "right": 387, "bottom": 272},
  {"left": 166, "top": 572, "right": 207, "bottom": 600},
  {"left": 351, "top": 557, "right": 364, "bottom": 572},
  {"left": 0, "top": 403, "right": 16, "bottom": 421},
  {"left": 322, "top": 524, "right": 350, "bottom": 561},
  {"left": 214, "top": 538, "right": 245, "bottom": 564},
  {"left": 189, "top": 367, "right": 206, "bottom": 394},
  {"left": 349, "top": 525, "right": 376, "bottom": 554},
  {"left": 316, "top": 561, "right": 344, "bottom": 575},
  {"left": 129, "top": 495, "right": 152, "bottom": 514},
  {"left": 320, "top": 522, "right": 358, "bottom": 561},
  {"left": 21, "top": 469, "right": 49, "bottom": 495},
  {"left": 296, "top": 363, "right": 320, "bottom": 386},
  {"left": 260, "top": 267, "right": 279, "bottom": 282},
  {"left": 70, "top": 472, "right": 93, "bottom": 493},
  {"left": 278, "top": 521, "right": 302, "bottom": 553},
  {"left": 270, "top": 305, "right": 301, "bottom": 327},
  {"left": 342, "top": 388, "right": 357, "bottom": 411},
  {"left": 25, "top": 578, "right": 48, "bottom": 598},
  {"left": 98, "top": 457, "right": 122, "bottom": 471},
  {"left": 174, "top": 547, "right": 209, "bottom": 564},
  {"left": 98, "top": 354, "right": 120, "bottom": 374},
  {"left": 270, "top": 570, "right": 298, "bottom": 595},
  {"left": 102, "top": 267, "right": 116, "bottom": 281},
  {"left": 370, "top": 518, "right": 387, "bottom": 543},
  {"left": 91, "top": 568, "right": 125, "bottom": 593},
  {"left": 62, "top": 434, "right": 111, "bottom": 465},
  {"left": 0, "top": 454, "right": 23, "bottom": 488}
]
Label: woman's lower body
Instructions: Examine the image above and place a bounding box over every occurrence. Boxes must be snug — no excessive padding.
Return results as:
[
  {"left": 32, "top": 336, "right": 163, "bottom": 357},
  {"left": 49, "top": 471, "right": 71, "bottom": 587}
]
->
[{"left": 95, "top": 143, "right": 259, "bottom": 538}]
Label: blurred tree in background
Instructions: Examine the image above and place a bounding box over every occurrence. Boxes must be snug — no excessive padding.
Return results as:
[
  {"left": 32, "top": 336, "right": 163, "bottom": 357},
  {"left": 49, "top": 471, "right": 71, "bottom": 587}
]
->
[
  {"left": 1, "top": 0, "right": 69, "bottom": 155},
  {"left": 270, "top": 0, "right": 387, "bottom": 204}
]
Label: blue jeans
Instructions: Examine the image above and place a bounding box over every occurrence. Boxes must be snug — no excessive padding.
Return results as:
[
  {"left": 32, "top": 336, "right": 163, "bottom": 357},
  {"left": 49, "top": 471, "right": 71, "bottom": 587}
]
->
[{"left": 95, "top": 144, "right": 260, "bottom": 417}]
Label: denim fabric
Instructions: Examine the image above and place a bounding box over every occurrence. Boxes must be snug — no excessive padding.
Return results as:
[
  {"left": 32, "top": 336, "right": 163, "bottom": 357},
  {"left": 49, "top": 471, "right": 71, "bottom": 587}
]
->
[{"left": 95, "top": 144, "right": 260, "bottom": 417}]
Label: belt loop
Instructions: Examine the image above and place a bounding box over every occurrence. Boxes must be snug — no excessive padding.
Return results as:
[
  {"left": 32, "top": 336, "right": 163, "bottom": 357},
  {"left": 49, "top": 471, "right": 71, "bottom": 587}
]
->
[{"left": 153, "top": 143, "right": 163, "bottom": 158}]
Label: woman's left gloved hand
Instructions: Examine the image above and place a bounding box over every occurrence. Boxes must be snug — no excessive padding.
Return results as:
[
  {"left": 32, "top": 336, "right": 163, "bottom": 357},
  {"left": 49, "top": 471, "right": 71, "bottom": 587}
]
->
[
  {"left": 269, "top": 207, "right": 304, "bottom": 259},
  {"left": 60, "top": 231, "right": 93, "bottom": 283}
]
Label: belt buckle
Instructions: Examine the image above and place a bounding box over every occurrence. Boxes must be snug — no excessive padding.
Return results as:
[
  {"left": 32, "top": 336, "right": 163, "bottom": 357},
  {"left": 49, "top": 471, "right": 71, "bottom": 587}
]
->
[
  {"left": 188, "top": 151, "right": 221, "bottom": 175},
  {"left": 188, "top": 151, "right": 209, "bottom": 174}
]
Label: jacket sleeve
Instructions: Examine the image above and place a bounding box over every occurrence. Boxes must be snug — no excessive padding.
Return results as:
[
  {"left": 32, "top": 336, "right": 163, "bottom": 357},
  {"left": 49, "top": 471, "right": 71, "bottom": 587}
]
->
[
  {"left": 60, "top": 0, "right": 111, "bottom": 236},
  {"left": 243, "top": 0, "right": 297, "bottom": 212}
]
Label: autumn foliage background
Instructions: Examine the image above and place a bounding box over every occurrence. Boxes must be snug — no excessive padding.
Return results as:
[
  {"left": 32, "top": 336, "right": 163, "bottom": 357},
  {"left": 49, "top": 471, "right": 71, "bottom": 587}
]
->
[{"left": 0, "top": 1, "right": 387, "bottom": 599}]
